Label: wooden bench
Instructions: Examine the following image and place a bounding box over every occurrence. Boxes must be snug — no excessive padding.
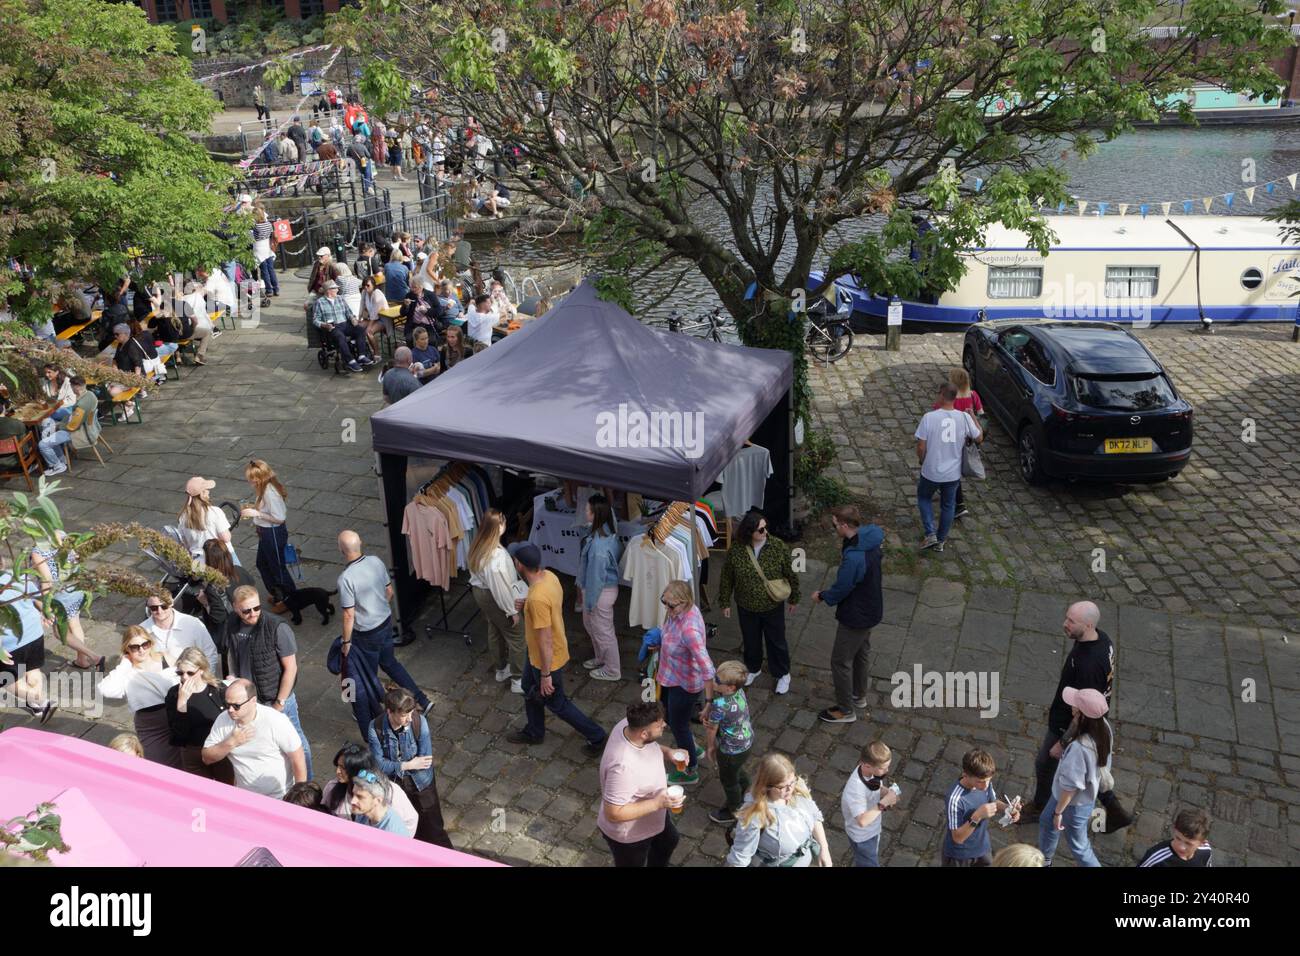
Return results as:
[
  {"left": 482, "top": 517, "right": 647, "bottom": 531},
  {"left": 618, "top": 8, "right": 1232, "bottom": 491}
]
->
[
  {"left": 107, "top": 387, "right": 143, "bottom": 425},
  {"left": 55, "top": 320, "right": 96, "bottom": 342}
]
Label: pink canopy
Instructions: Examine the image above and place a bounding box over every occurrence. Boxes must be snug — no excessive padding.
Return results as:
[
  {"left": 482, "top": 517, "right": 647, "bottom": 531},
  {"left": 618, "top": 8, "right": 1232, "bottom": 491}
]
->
[{"left": 0, "top": 728, "right": 497, "bottom": 867}]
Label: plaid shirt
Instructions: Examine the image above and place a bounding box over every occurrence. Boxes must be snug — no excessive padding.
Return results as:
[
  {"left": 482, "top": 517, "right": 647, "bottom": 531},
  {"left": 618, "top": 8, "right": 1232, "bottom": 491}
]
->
[
  {"left": 312, "top": 294, "right": 354, "bottom": 328},
  {"left": 657, "top": 606, "right": 714, "bottom": 693}
]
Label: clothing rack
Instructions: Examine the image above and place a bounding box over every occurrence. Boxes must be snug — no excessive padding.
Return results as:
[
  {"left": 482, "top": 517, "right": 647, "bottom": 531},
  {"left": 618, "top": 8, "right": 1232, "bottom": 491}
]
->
[{"left": 415, "top": 460, "right": 480, "bottom": 646}]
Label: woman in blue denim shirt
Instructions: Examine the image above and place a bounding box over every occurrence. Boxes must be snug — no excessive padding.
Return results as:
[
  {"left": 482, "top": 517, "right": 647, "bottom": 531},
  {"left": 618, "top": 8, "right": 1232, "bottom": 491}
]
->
[
  {"left": 365, "top": 688, "right": 454, "bottom": 849},
  {"left": 576, "top": 494, "right": 623, "bottom": 682}
]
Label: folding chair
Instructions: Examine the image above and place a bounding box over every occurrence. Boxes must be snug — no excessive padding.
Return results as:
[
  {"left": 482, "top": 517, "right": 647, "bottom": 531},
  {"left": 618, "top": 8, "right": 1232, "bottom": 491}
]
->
[{"left": 0, "top": 432, "right": 41, "bottom": 491}]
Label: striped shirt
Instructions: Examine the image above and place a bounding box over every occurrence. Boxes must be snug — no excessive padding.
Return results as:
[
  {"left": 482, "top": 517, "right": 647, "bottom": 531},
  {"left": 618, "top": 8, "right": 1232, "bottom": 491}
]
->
[
  {"left": 942, "top": 779, "right": 997, "bottom": 861},
  {"left": 1138, "top": 840, "right": 1213, "bottom": 867},
  {"left": 251, "top": 221, "right": 274, "bottom": 242},
  {"left": 335, "top": 273, "right": 362, "bottom": 298}
]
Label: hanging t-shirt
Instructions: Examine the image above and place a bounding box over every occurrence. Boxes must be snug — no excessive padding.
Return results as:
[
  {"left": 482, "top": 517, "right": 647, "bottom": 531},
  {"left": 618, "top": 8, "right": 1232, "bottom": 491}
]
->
[
  {"left": 719, "top": 444, "right": 772, "bottom": 517},
  {"left": 621, "top": 537, "right": 678, "bottom": 629},
  {"left": 401, "top": 500, "right": 453, "bottom": 589}
]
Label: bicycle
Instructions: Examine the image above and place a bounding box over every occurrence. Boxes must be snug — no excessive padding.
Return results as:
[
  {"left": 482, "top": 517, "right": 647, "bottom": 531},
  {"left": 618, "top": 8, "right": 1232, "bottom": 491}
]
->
[
  {"left": 654, "top": 306, "right": 729, "bottom": 343},
  {"left": 804, "top": 306, "right": 853, "bottom": 363}
]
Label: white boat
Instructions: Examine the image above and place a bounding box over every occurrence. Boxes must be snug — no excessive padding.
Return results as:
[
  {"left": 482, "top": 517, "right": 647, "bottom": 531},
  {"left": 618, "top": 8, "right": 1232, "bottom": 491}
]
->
[{"left": 813, "top": 215, "right": 1300, "bottom": 329}]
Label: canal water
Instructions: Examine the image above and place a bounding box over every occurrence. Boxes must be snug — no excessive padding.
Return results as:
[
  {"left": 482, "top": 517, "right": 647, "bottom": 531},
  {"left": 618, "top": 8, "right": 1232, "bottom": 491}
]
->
[{"left": 480, "top": 125, "right": 1300, "bottom": 323}]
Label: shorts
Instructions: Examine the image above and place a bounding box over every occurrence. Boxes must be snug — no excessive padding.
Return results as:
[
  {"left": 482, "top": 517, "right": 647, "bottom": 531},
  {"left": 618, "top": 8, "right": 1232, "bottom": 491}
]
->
[{"left": 0, "top": 639, "right": 46, "bottom": 675}]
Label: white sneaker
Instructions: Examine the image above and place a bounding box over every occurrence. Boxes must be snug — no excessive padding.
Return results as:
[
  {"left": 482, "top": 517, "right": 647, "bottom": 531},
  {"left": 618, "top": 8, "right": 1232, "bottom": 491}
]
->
[
  {"left": 43, "top": 463, "right": 67, "bottom": 476},
  {"left": 581, "top": 658, "right": 600, "bottom": 670},
  {"left": 509, "top": 678, "right": 523, "bottom": 695},
  {"left": 853, "top": 695, "right": 870, "bottom": 709},
  {"left": 589, "top": 667, "right": 621, "bottom": 681},
  {"left": 744, "top": 671, "right": 760, "bottom": 687},
  {"left": 494, "top": 666, "right": 513, "bottom": 683},
  {"left": 775, "top": 674, "right": 791, "bottom": 695}
]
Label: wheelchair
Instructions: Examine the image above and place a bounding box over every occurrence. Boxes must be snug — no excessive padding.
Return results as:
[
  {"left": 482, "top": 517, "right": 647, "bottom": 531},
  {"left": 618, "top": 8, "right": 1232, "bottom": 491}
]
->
[{"left": 316, "top": 334, "right": 345, "bottom": 375}]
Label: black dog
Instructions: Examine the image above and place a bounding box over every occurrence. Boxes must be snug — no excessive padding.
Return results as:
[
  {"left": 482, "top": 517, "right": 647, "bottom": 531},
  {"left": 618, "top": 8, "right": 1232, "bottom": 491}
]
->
[{"left": 272, "top": 588, "right": 337, "bottom": 626}]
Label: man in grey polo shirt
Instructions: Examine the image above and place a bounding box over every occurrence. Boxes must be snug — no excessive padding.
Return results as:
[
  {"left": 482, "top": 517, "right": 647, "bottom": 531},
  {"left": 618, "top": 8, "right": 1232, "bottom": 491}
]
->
[{"left": 337, "top": 530, "right": 431, "bottom": 715}]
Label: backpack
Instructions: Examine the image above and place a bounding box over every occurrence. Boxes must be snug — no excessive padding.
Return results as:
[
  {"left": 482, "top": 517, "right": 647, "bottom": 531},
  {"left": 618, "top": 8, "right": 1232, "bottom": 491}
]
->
[
  {"left": 310, "top": 126, "right": 323, "bottom": 146},
  {"left": 372, "top": 713, "right": 425, "bottom": 762}
]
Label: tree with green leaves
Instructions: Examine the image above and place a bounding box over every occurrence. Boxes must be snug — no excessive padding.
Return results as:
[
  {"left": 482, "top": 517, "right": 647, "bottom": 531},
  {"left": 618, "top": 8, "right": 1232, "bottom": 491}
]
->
[
  {"left": 333, "top": 0, "right": 1292, "bottom": 423},
  {"left": 0, "top": 0, "right": 244, "bottom": 326},
  {"left": 1, "top": 480, "right": 226, "bottom": 666}
]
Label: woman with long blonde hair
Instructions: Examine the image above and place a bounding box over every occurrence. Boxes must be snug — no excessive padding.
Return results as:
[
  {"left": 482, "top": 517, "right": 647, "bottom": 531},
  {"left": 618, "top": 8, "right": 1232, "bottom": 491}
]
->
[
  {"left": 241, "top": 459, "right": 297, "bottom": 601},
  {"left": 178, "top": 476, "right": 237, "bottom": 565},
  {"left": 466, "top": 509, "right": 525, "bottom": 693},
  {"left": 726, "top": 753, "right": 833, "bottom": 867},
  {"left": 98, "top": 626, "right": 182, "bottom": 769},
  {"left": 164, "top": 646, "right": 235, "bottom": 784}
]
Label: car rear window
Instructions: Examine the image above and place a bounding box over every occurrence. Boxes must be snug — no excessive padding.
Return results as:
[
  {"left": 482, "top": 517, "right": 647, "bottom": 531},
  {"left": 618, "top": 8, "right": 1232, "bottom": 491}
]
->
[{"left": 1071, "top": 374, "right": 1176, "bottom": 410}]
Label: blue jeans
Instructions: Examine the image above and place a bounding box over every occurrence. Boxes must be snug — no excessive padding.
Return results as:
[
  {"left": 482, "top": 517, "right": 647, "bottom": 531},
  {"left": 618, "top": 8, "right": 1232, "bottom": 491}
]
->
[
  {"left": 255, "top": 524, "right": 297, "bottom": 597},
  {"left": 353, "top": 616, "right": 429, "bottom": 711},
  {"left": 259, "top": 257, "right": 280, "bottom": 296},
  {"left": 280, "top": 691, "right": 313, "bottom": 780},
  {"left": 851, "top": 834, "right": 880, "bottom": 867},
  {"left": 1038, "top": 794, "right": 1100, "bottom": 867},
  {"left": 520, "top": 659, "right": 605, "bottom": 745},
  {"left": 38, "top": 430, "right": 72, "bottom": 468},
  {"left": 916, "top": 476, "right": 959, "bottom": 541},
  {"left": 155, "top": 342, "right": 178, "bottom": 360},
  {"left": 662, "top": 685, "right": 699, "bottom": 769}
]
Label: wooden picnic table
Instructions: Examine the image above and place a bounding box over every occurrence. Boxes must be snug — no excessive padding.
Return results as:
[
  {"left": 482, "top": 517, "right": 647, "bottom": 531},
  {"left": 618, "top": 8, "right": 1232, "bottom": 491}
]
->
[{"left": 13, "top": 402, "right": 58, "bottom": 430}]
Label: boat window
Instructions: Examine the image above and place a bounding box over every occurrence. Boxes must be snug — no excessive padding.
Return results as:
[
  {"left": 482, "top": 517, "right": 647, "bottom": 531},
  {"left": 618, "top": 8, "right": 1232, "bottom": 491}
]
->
[
  {"left": 1072, "top": 374, "right": 1177, "bottom": 410},
  {"left": 1240, "top": 267, "right": 1264, "bottom": 291},
  {"left": 987, "top": 266, "right": 1043, "bottom": 299},
  {"left": 1018, "top": 339, "right": 1056, "bottom": 386},
  {"left": 1105, "top": 266, "right": 1159, "bottom": 298}
]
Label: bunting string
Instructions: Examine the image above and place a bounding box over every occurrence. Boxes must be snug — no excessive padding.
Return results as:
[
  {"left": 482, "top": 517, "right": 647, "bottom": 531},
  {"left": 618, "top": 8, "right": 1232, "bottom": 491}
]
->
[
  {"left": 195, "top": 45, "right": 335, "bottom": 84},
  {"left": 1033, "top": 169, "right": 1300, "bottom": 217}
]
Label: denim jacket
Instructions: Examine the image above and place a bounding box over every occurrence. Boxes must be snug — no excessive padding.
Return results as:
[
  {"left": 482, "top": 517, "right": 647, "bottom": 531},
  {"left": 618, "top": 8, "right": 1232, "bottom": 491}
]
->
[
  {"left": 576, "top": 526, "right": 622, "bottom": 611},
  {"left": 366, "top": 713, "right": 433, "bottom": 792}
]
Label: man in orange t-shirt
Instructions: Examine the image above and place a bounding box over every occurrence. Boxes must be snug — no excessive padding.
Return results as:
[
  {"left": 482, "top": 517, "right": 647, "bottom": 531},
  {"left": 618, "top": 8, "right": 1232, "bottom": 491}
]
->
[{"left": 505, "top": 542, "right": 606, "bottom": 753}]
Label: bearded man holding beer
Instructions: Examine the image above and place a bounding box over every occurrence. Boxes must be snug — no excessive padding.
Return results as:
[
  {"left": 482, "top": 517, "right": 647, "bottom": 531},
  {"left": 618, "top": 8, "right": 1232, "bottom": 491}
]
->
[{"left": 596, "top": 700, "right": 685, "bottom": 867}]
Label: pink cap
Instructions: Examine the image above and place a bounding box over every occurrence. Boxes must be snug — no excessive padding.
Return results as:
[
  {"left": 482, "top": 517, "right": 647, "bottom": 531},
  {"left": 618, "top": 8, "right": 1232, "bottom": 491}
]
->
[
  {"left": 185, "top": 476, "right": 215, "bottom": 497},
  {"left": 1062, "top": 686, "right": 1108, "bottom": 719}
]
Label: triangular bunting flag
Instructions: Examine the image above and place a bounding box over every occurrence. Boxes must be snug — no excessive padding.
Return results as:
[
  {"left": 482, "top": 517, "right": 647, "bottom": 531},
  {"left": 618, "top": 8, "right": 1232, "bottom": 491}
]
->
[
  {"left": 1224, "top": 192, "right": 1234, "bottom": 208},
  {"left": 1266, "top": 182, "right": 1276, "bottom": 194},
  {"left": 1119, "top": 204, "right": 1129, "bottom": 217},
  {"left": 1245, "top": 187, "right": 1256, "bottom": 204},
  {"left": 1202, "top": 196, "right": 1213, "bottom": 213},
  {"left": 1140, "top": 203, "right": 1150, "bottom": 218},
  {"left": 974, "top": 178, "right": 983, "bottom": 192},
  {"left": 1161, "top": 202, "right": 1172, "bottom": 217},
  {"left": 1097, "top": 201, "right": 1108, "bottom": 216},
  {"left": 1182, "top": 200, "right": 1194, "bottom": 215},
  {"left": 1291, "top": 173, "right": 1298, "bottom": 190},
  {"left": 1077, "top": 200, "right": 1088, "bottom": 215},
  {"left": 1057, "top": 201, "right": 1066, "bottom": 214}
]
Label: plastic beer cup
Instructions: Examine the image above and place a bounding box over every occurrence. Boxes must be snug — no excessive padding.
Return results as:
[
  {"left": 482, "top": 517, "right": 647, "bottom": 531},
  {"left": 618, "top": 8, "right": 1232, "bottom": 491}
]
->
[
  {"left": 666, "top": 785, "right": 684, "bottom": 815},
  {"left": 672, "top": 749, "right": 688, "bottom": 773}
]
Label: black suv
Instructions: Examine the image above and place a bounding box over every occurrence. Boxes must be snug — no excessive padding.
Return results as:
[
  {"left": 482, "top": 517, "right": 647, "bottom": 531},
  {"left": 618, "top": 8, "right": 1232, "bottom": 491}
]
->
[{"left": 962, "top": 320, "right": 1194, "bottom": 484}]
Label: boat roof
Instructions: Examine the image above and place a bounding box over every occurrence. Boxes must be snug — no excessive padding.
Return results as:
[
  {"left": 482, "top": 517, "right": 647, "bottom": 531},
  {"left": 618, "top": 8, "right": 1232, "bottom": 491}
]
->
[{"left": 969, "top": 215, "right": 1296, "bottom": 252}]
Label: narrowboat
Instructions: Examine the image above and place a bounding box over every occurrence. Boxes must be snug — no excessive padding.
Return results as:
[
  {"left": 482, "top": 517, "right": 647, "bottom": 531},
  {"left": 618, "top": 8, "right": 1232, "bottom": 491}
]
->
[{"left": 811, "top": 215, "right": 1300, "bottom": 331}]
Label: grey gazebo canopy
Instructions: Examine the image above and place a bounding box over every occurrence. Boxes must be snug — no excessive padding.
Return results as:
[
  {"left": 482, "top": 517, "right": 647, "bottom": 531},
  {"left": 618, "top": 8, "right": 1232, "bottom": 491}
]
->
[{"left": 370, "top": 280, "right": 793, "bottom": 502}]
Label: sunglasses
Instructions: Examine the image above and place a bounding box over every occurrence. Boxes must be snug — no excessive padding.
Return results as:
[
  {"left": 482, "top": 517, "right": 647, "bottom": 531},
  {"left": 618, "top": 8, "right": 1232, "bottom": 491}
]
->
[
  {"left": 126, "top": 642, "right": 152, "bottom": 652},
  {"left": 756, "top": 525, "right": 768, "bottom": 534},
  {"left": 225, "top": 698, "right": 254, "bottom": 711},
  {"left": 146, "top": 604, "right": 167, "bottom": 613},
  {"left": 236, "top": 605, "right": 261, "bottom": 615},
  {"left": 661, "top": 598, "right": 680, "bottom": 609},
  {"left": 176, "top": 669, "right": 198, "bottom": 678}
]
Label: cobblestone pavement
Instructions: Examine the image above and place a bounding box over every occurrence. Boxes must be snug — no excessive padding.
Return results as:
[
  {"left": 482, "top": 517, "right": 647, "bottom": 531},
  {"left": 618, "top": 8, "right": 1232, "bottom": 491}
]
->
[
  {"left": 808, "top": 325, "right": 1300, "bottom": 633},
  {"left": 4, "top": 287, "right": 1297, "bottom": 866}
]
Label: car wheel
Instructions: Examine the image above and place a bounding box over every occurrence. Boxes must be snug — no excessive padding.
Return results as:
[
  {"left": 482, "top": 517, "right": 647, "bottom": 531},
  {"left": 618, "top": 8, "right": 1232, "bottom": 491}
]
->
[
  {"left": 1018, "top": 426, "right": 1046, "bottom": 485},
  {"left": 962, "top": 345, "right": 977, "bottom": 390}
]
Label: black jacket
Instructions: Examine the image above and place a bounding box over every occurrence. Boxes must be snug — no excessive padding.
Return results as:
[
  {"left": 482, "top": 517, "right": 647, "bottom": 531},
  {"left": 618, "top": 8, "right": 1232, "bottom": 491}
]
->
[{"left": 821, "top": 525, "right": 885, "bottom": 630}]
